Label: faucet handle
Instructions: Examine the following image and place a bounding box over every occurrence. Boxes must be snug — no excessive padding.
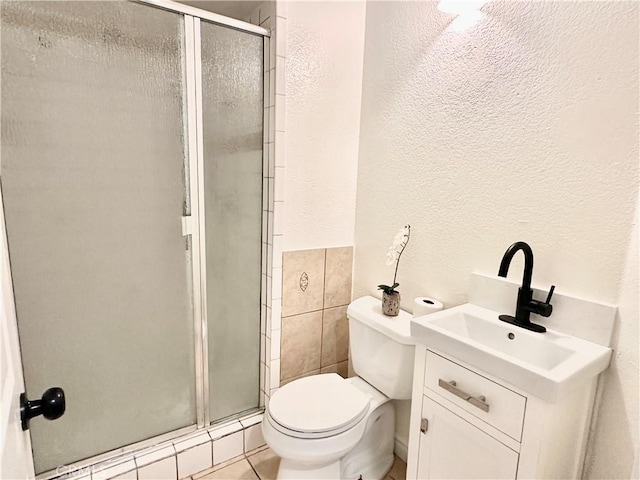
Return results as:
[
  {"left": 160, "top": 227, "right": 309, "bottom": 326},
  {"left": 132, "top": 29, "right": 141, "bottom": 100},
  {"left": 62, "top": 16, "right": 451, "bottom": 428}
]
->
[
  {"left": 528, "top": 285, "right": 555, "bottom": 318},
  {"left": 545, "top": 285, "right": 556, "bottom": 304}
]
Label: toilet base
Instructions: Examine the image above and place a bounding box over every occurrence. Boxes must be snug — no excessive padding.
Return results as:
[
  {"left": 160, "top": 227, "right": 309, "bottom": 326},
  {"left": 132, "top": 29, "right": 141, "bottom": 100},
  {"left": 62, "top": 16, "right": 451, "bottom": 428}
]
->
[{"left": 341, "top": 401, "right": 395, "bottom": 480}]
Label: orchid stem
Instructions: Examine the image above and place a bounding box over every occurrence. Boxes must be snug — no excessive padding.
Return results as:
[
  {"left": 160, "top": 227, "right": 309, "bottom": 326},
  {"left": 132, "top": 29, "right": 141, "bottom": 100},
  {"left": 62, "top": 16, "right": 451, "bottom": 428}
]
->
[{"left": 392, "top": 225, "right": 410, "bottom": 287}]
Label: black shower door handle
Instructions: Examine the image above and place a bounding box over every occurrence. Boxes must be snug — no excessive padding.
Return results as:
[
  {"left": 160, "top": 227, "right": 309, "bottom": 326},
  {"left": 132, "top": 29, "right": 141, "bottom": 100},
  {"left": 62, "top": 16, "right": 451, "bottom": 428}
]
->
[{"left": 20, "top": 387, "right": 66, "bottom": 430}]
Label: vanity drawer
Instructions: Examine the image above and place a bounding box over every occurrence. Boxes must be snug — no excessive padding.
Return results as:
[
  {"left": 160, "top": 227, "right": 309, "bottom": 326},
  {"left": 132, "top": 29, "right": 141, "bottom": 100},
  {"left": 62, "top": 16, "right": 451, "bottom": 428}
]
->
[{"left": 424, "top": 351, "right": 526, "bottom": 441}]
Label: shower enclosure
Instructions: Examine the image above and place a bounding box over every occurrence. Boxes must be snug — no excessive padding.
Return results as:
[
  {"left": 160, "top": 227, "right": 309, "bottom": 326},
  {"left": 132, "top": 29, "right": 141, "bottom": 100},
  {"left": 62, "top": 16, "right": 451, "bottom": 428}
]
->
[{"left": 0, "top": 1, "right": 267, "bottom": 474}]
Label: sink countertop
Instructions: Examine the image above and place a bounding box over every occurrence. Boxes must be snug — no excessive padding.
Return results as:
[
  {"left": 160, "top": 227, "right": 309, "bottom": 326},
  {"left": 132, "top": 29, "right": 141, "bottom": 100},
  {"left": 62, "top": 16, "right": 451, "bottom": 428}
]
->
[{"left": 411, "top": 303, "right": 612, "bottom": 403}]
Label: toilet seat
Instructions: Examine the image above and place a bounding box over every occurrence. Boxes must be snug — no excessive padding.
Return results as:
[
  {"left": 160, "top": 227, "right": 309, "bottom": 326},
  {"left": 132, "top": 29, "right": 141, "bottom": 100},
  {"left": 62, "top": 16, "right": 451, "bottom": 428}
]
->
[{"left": 268, "top": 374, "right": 371, "bottom": 439}]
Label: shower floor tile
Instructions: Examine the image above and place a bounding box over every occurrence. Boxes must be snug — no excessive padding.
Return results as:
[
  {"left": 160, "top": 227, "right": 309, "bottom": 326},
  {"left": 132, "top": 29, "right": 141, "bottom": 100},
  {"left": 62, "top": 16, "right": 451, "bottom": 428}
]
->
[{"left": 184, "top": 446, "right": 407, "bottom": 480}]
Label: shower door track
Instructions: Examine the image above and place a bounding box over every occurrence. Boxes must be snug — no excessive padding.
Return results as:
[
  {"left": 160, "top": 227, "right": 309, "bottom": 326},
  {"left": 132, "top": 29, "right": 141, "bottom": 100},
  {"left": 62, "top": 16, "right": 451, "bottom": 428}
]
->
[{"left": 31, "top": 1, "right": 270, "bottom": 477}]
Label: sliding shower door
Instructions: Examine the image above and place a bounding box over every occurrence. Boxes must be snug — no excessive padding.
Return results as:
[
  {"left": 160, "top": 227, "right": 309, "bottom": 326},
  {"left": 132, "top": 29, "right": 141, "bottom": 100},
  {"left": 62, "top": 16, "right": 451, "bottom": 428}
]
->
[
  {"left": 1, "top": 1, "right": 264, "bottom": 474},
  {"left": 200, "top": 21, "right": 263, "bottom": 422},
  {"left": 1, "top": 2, "right": 196, "bottom": 472}
]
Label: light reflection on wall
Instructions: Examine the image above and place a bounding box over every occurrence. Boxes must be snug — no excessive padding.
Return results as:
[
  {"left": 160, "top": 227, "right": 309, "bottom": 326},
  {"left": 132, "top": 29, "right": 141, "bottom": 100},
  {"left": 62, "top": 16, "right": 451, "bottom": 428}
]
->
[
  {"left": 448, "top": 10, "right": 485, "bottom": 32},
  {"left": 438, "top": 0, "right": 489, "bottom": 32}
]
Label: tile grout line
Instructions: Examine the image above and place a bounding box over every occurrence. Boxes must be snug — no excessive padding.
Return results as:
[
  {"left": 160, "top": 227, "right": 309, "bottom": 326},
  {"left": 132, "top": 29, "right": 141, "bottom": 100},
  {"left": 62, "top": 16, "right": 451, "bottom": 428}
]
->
[
  {"left": 319, "top": 248, "right": 327, "bottom": 373},
  {"left": 245, "top": 454, "right": 262, "bottom": 480},
  {"left": 190, "top": 447, "right": 268, "bottom": 480},
  {"left": 322, "top": 248, "right": 327, "bottom": 312}
]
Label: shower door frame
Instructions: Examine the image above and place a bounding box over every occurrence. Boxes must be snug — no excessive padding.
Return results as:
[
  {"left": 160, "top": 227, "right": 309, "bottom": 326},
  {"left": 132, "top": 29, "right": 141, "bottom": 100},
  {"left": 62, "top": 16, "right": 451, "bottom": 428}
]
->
[
  {"left": 139, "top": 0, "right": 271, "bottom": 434},
  {"left": 2, "top": 1, "right": 271, "bottom": 477},
  {"left": 175, "top": 2, "right": 270, "bottom": 428},
  {"left": 140, "top": 0, "right": 271, "bottom": 429}
]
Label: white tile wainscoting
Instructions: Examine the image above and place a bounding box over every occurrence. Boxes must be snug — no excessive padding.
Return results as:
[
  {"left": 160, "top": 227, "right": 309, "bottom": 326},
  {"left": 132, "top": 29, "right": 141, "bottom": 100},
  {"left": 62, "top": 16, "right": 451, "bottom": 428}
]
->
[
  {"left": 245, "top": 0, "right": 287, "bottom": 410},
  {"left": 57, "top": 413, "right": 266, "bottom": 480}
]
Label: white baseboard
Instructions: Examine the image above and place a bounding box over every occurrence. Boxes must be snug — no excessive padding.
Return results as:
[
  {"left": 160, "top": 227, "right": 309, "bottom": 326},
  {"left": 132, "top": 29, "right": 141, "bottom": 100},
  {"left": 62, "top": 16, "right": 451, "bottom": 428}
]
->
[{"left": 394, "top": 436, "right": 408, "bottom": 463}]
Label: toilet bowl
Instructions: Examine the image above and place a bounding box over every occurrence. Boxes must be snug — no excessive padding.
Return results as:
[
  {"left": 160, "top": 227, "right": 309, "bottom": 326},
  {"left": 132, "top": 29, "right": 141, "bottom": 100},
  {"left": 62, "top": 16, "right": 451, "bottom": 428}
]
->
[
  {"left": 262, "top": 296, "right": 415, "bottom": 480},
  {"left": 263, "top": 374, "right": 394, "bottom": 479}
]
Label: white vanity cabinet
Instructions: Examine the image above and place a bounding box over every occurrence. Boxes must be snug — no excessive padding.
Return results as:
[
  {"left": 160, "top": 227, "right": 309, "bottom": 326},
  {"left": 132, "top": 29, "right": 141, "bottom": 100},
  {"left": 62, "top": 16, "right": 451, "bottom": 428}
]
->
[
  {"left": 407, "top": 346, "right": 600, "bottom": 480},
  {"left": 416, "top": 396, "right": 519, "bottom": 479}
]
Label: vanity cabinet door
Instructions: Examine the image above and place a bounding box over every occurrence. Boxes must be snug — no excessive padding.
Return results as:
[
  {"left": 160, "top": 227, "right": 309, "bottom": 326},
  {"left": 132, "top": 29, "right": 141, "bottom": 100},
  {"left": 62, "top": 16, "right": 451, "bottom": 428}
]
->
[{"left": 416, "top": 396, "right": 519, "bottom": 480}]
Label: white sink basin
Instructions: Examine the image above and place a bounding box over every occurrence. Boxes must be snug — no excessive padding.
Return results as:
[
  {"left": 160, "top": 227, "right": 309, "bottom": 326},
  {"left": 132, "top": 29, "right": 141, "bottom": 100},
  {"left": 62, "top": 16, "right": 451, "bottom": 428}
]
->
[{"left": 411, "top": 304, "right": 612, "bottom": 402}]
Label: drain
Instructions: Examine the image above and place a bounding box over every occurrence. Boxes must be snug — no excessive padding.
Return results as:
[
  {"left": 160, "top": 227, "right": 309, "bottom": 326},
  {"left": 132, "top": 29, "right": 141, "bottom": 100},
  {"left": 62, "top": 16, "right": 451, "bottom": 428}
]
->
[{"left": 508, "top": 332, "right": 515, "bottom": 340}]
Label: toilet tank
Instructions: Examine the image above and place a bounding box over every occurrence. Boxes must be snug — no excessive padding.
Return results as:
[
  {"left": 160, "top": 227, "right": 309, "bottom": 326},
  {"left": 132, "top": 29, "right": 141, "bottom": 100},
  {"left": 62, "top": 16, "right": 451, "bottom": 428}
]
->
[{"left": 347, "top": 296, "right": 415, "bottom": 399}]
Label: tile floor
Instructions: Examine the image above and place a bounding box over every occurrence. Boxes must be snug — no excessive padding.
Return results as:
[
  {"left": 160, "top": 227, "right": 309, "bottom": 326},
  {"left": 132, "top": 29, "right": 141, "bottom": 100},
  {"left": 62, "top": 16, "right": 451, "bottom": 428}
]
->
[{"left": 184, "top": 446, "right": 407, "bottom": 480}]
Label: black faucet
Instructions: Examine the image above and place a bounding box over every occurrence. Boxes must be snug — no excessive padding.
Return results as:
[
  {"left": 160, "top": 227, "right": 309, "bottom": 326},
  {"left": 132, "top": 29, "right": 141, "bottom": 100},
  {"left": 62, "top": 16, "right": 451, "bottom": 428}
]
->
[{"left": 497, "top": 241, "right": 555, "bottom": 333}]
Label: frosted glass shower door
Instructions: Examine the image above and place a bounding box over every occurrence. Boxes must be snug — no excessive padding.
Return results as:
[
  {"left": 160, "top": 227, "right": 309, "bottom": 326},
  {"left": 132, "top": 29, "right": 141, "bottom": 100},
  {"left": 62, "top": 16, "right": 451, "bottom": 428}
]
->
[
  {"left": 1, "top": 2, "right": 196, "bottom": 473},
  {"left": 200, "top": 21, "right": 264, "bottom": 422}
]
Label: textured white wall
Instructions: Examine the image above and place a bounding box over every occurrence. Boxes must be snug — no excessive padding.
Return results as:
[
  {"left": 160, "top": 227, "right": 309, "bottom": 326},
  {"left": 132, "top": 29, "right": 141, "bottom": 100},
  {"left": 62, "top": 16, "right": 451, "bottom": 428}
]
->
[
  {"left": 354, "top": 1, "right": 638, "bottom": 474},
  {"left": 585, "top": 207, "right": 639, "bottom": 479},
  {"left": 284, "top": 0, "right": 366, "bottom": 251},
  {"left": 355, "top": 1, "right": 638, "bottom": 304}
]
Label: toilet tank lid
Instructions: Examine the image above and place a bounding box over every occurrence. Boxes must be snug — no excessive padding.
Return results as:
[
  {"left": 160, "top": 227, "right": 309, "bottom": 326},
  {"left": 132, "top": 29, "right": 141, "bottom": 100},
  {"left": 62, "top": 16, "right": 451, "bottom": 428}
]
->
[{"left": 347, "top": 296, "right": 415, "bottom": 346}]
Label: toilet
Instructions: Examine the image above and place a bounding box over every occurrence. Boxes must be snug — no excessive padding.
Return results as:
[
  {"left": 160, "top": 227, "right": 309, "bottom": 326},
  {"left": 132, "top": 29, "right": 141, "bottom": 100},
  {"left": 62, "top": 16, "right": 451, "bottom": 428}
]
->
[{"left": 262, "top": 296, "right": 415, "bottom": 479}]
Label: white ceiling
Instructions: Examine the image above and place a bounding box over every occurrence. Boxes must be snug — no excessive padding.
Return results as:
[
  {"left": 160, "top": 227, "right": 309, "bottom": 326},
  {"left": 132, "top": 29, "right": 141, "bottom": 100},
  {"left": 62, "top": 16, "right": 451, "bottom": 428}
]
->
[{"left": 175, "top": 1, "right": 264, "bottom": 22}]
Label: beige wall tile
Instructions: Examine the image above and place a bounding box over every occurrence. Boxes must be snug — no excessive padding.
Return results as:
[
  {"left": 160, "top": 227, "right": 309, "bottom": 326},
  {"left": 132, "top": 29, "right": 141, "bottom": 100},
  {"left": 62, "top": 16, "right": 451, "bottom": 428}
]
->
[
  {"left": 323, "top": 246, "right": 353, "bottom": 308},
  {"left": 321, "top": 306, "right": 349, "bottom": 367},
  {"left": 282, "top": 249, "right": 325, "bottom": 317},
  {"left": 320, "top": 364, "right": 337, "bottom": 375},
  {"left": 280, "top": 369, "right": 320, "bottom": 386},
  {"left": 320, "top": 360, "right": 349, "bottom": 378},
  {"left": 280, "top": 311, "right": 322, "bottom": 380},
  {"left": 337, "top": 360, "right": 348, "bottom": 378}
]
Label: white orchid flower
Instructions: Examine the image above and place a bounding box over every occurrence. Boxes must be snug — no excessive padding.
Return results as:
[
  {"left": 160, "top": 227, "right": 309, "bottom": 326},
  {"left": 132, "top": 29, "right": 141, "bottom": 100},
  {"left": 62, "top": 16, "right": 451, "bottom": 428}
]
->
[
  {"left": 378, "top": 225, "right": 411, "bottom": 295},
  {"left": 385, "top": 247, "right": 397, "bottom": 266},
  {"left": 386, "top": 226, "right": 409, "bottom": 264},
  {"left": 392, "top": 226, "right": 409, "bottom": 247}
]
